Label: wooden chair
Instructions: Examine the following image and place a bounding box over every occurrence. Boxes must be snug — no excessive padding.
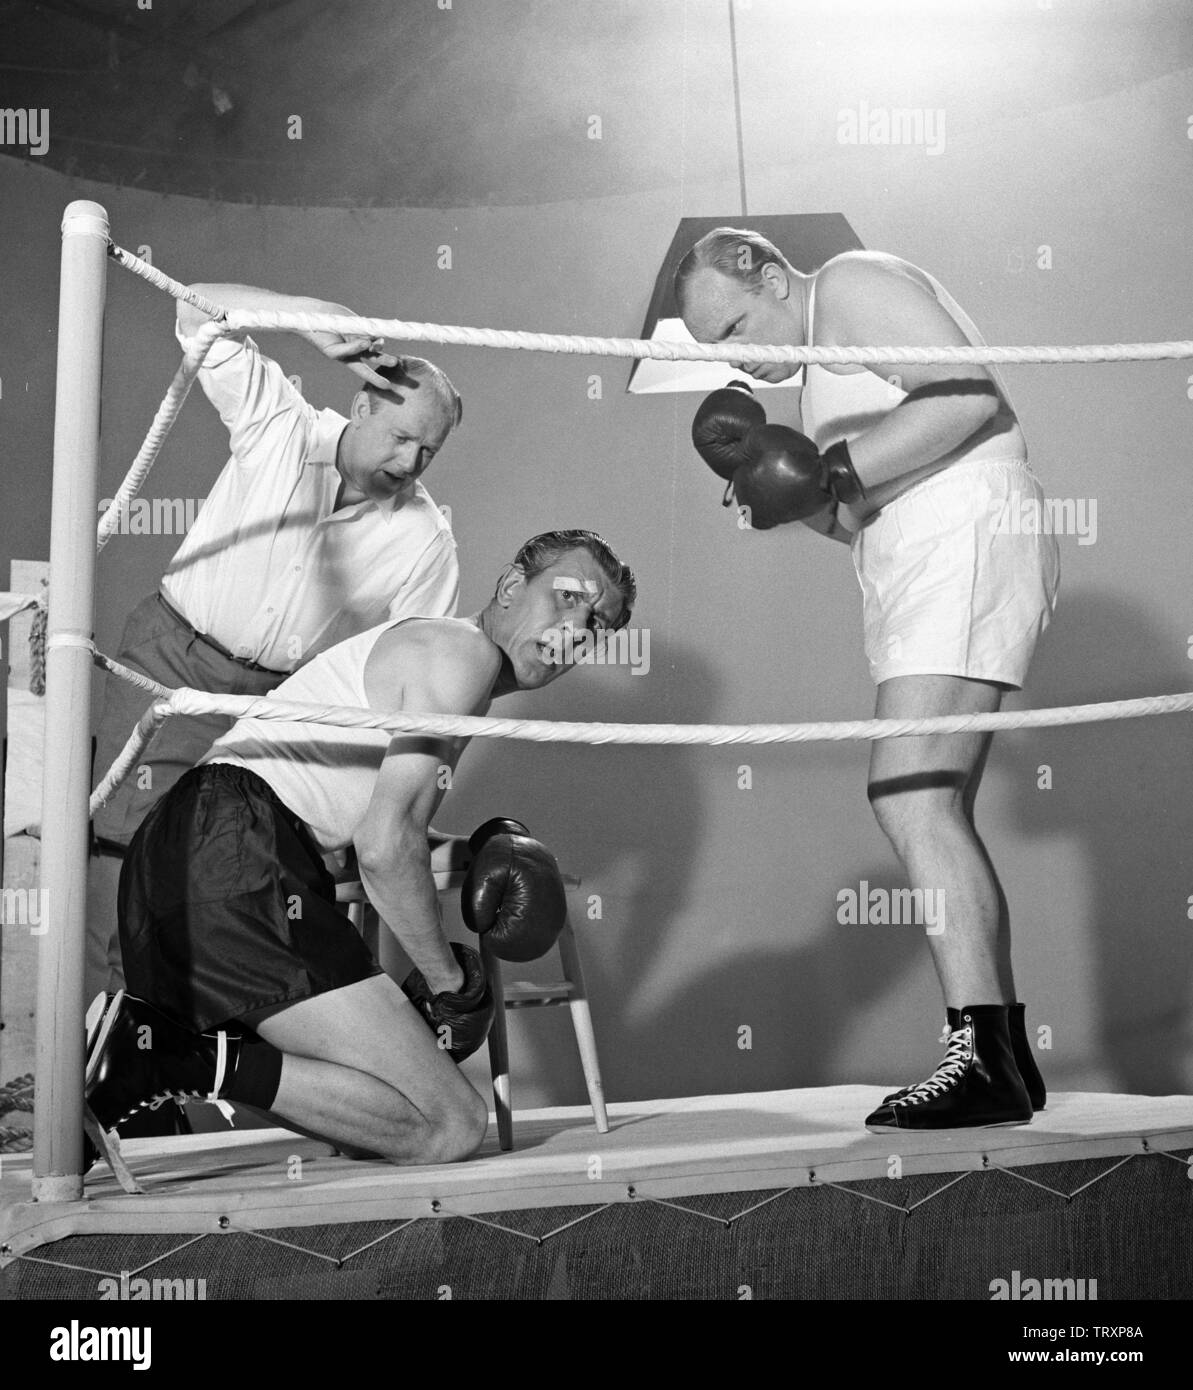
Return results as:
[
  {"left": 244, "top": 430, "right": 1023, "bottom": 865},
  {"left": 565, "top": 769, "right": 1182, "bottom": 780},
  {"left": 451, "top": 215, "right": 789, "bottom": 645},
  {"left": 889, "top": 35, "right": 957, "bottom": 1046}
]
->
[{"left": 336, "top": 840, "right": 608, "bottom": 1151}]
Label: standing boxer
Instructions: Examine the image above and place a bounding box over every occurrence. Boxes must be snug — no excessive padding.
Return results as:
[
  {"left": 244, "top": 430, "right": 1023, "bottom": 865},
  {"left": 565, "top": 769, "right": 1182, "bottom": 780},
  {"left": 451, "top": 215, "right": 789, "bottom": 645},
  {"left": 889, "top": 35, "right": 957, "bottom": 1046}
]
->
[{"left": 678, "top": 227, "right": 1059, "bottom": 1130}]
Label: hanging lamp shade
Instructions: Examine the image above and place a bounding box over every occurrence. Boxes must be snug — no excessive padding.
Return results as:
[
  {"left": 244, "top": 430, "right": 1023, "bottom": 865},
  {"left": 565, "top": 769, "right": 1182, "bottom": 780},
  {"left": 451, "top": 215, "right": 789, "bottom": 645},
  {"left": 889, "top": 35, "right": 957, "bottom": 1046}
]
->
[{"left": 626, "top": 213, "right": 865, "bottom": 395}]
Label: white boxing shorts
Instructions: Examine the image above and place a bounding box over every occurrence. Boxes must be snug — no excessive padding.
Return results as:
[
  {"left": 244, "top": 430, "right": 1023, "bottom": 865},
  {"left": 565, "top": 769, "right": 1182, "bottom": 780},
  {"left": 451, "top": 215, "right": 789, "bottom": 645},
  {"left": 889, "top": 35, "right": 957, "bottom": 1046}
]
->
[{"left": 850, "top": 457, "right": 1061, "bottom": 689}]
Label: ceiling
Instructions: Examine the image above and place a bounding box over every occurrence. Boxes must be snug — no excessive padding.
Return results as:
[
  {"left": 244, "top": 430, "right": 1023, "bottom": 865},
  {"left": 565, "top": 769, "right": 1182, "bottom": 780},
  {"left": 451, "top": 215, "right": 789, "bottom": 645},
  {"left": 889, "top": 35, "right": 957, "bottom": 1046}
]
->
[{"left": 4, "top": 0, "right": 1192, "bottom": 208}]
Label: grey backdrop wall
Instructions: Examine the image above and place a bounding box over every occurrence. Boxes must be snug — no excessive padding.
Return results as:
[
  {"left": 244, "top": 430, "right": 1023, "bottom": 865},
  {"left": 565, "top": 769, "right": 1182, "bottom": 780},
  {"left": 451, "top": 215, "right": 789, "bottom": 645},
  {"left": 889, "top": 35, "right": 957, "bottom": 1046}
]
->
[{"left": 2, "top": 16, "right": 1190, "bottom": 1108}]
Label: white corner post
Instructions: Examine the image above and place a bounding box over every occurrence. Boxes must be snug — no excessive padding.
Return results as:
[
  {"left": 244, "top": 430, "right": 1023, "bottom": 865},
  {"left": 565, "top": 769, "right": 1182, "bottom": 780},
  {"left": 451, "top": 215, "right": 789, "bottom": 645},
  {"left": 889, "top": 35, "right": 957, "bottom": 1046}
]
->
[{"left": 32, "top": 200, "right": 109, "bottom": 1200}]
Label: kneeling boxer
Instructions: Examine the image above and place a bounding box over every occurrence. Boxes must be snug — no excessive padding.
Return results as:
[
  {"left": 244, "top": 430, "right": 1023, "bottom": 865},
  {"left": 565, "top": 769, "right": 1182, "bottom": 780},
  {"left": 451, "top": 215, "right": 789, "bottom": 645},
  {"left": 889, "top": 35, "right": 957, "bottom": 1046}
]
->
[{"left": 85, "top": 529, "right": 636, "bottom": 1168}]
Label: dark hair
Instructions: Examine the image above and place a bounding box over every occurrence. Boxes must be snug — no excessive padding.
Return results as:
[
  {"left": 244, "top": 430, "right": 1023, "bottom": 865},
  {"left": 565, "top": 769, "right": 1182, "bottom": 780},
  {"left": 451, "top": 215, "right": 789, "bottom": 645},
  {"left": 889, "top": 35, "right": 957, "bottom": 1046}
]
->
[
  {"left": 364, "top": 355, "right": 463, "bottom": 427},
  {"left": 511, "top": 529, "right": 637, "bottom": 629},
  {"left": 673, "top": 226, "right": 790, "bottom": 313}
]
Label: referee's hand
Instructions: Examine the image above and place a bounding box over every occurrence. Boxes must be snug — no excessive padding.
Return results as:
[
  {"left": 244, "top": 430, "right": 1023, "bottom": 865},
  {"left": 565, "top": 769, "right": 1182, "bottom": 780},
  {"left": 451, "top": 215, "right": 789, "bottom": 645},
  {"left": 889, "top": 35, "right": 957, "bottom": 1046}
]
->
[{"left": 320, "top": 336, "right": 399, "bottom": 391}]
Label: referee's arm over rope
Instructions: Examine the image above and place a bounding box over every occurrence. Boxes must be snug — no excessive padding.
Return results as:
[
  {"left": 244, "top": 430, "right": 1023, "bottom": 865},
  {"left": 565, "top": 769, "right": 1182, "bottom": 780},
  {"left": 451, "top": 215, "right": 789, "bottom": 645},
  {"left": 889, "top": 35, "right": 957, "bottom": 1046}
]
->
[{"left": 179, "top": 282, "right": 395, "bottom": 389}]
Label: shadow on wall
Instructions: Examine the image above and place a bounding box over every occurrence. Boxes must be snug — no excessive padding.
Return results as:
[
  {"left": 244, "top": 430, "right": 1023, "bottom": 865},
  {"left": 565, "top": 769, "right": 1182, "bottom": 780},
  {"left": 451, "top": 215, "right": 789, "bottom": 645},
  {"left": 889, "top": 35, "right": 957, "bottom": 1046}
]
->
[
  {"left": 1006, "top": 587, "right": 1193, "bottom": 1095},
  {"left": 455, "top": 636, "right": 717, "bottom": 1094},
  {"left": 476, "top": 587, "right": 1193, "bottom": 1108},
  {"left": 590, "top": 867, "right": 930, "bottom": 1101},
  {"left": 623, "top": 588, "right": 1193, "bottom": 1102},
  {"left": 459, "top": 635, "right": 927, "bottom": 1104}
]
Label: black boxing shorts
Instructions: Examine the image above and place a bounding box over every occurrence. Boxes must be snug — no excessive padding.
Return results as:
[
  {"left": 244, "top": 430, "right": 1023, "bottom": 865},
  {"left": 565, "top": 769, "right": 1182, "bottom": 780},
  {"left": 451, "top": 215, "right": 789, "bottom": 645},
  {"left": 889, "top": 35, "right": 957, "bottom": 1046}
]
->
[{"left": 118, "top": 763, "right": 382, "bottom": 1032}]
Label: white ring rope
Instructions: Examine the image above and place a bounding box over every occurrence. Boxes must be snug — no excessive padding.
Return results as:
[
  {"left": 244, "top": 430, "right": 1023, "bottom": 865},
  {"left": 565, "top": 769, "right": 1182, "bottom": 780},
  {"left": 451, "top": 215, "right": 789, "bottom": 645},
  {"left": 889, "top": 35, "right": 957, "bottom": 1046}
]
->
[
  {"left": 93, "top": 650, "right": 173, "bottom": 698},
  {"left": 223, "top": 309, "right": 1193, "bottom": 367},
  {"left": 108, "top": 244, "right": 228, "bottom": 321},
  {"left": 90, "top": 700, "right": 173, "bottom": 816},
  {"left": 85, "top": 649, "right": 1193, "bottom": 815},
  {"left": 95, "top": 320, "right": 228, "bottom": 551},
  {"left": 111, "top": 240, "right": 1193, "bottom": 366},
  {"left": 160, "top": 684, "right": 1193, "bottom": 743}
]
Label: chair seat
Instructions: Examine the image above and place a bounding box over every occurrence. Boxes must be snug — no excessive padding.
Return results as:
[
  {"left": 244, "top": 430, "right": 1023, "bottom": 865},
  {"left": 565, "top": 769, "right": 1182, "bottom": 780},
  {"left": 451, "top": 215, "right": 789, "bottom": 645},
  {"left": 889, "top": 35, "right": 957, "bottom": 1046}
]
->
[{"left": 503, "top": 981, "right": 575, "bottom": 1006}]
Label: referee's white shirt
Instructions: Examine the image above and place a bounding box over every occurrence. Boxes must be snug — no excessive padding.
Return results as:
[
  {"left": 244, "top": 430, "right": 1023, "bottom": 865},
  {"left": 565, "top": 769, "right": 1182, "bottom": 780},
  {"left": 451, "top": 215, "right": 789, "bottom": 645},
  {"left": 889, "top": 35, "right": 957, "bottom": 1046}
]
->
[{"left": 160, "top": 326, "right": 459, "bottom": 672}]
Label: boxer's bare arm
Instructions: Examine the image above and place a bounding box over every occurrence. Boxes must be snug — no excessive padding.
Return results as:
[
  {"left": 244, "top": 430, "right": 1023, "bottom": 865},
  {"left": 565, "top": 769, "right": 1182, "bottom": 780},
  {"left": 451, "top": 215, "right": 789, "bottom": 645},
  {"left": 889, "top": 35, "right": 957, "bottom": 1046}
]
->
[
  {"left": 177, "top": 283, "right": 353, "bottom": 335},
  {"left": 353, "top": 623, "right": 500, "bottom": 994},
  {"left": 814, "top": 257, "right": 1002, "bottom": 492}
]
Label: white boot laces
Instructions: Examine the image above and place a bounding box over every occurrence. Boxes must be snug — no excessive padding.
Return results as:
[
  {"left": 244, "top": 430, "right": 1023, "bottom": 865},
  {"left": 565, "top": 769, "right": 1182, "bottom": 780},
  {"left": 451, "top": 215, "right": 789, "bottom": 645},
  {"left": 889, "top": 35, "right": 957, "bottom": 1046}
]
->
[
  {"left": 896, "top": 1023, "right": 973, "bottom": 1106},
  {"left": 125, "top": 1032, "right": 234, "bottom": 1123}
]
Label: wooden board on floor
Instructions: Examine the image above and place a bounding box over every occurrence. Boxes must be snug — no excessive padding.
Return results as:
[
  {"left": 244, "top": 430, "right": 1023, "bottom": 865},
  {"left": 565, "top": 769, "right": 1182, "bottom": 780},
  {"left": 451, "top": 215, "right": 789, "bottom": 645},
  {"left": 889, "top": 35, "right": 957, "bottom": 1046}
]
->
[{"left": 3, "top": 1085, "right": 1192, "bottom": 1260}]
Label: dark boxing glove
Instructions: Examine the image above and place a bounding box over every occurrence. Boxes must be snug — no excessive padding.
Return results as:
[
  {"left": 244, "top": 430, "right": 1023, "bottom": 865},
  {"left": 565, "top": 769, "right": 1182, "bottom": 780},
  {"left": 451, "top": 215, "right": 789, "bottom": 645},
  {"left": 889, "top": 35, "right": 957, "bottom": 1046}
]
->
[
  {"left": 690, "top": 380, "right": 768, "bottom": 480},
  {"left": 691, "top": 382, "right": 867, "bottom": 528},
  {"left": 401, "top": 941, "right": 494, "bottom": 1062},
  {"left": 820, "top": 438, "right": 867, "bottom": 508},
  {"left": 733, "top": 423, "right": 834, "bottom": 527},
  {"left": 461, "top": 817, "right": 568, "bottom": 963}
]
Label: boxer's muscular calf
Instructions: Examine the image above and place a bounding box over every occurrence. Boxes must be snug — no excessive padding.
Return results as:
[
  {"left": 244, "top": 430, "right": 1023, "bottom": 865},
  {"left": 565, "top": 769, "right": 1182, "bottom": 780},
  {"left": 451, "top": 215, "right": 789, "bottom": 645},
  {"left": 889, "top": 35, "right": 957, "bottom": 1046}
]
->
[{"left": 865, "top": 674, "right": 1015, "bottom": 1007}]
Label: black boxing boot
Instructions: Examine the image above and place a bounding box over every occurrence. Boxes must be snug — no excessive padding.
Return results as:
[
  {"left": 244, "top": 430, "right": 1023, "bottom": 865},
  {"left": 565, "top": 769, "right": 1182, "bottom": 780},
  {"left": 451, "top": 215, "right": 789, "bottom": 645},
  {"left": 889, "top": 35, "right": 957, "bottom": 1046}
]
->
[
  {"left": 86, "top": 994, "right": 248, "bottom": 1136},
  {"left": 84, "top": 994, "right": 283, "bottom": 1191},
  {"left": 865, "top": 1004, "right": 1033, "bottom": 1130},
  {"left": 1009, "top": 1002, "right": 1046, "bottom": 1111},
  {"left": 882, "top": 1001, "right": 1047, "bottom": 1112},
  {"left": 83, "top": 991, "right": 190, "bottom": 1138}
]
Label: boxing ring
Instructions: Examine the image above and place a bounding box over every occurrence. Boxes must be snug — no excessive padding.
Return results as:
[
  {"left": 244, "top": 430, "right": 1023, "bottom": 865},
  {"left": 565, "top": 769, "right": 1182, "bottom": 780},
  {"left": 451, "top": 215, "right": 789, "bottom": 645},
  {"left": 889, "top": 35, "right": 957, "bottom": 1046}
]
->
[{"left": 2, "top": 200, "right": 1191, "bottom": 1296}]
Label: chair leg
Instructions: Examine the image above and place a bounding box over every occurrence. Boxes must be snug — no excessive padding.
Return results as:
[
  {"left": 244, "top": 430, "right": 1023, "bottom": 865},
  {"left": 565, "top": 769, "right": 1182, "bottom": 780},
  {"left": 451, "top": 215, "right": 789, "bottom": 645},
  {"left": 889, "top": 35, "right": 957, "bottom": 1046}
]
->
[
  {"left": 556, "top": 919, "right": 609, "bottom": 1134},
  {"left": 483, "top": 942, "right": 514, "bottom": 1151},
  {"left": 360, "top": 903, "right": 380, "bottom": 958},
  {"left": 346, "top": 897, "right": 379, "bottom": 956}
]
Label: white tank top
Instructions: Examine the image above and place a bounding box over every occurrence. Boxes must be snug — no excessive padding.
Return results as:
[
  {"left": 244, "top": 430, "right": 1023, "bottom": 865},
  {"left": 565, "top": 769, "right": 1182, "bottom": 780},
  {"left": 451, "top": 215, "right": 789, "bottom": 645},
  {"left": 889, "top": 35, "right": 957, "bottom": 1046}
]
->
[
  {"left": 202, "top": 617, "right": 441, "bottom": 855},
  {"left": 800, "top": 256, "right": 1023, "bottom": 464}
]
